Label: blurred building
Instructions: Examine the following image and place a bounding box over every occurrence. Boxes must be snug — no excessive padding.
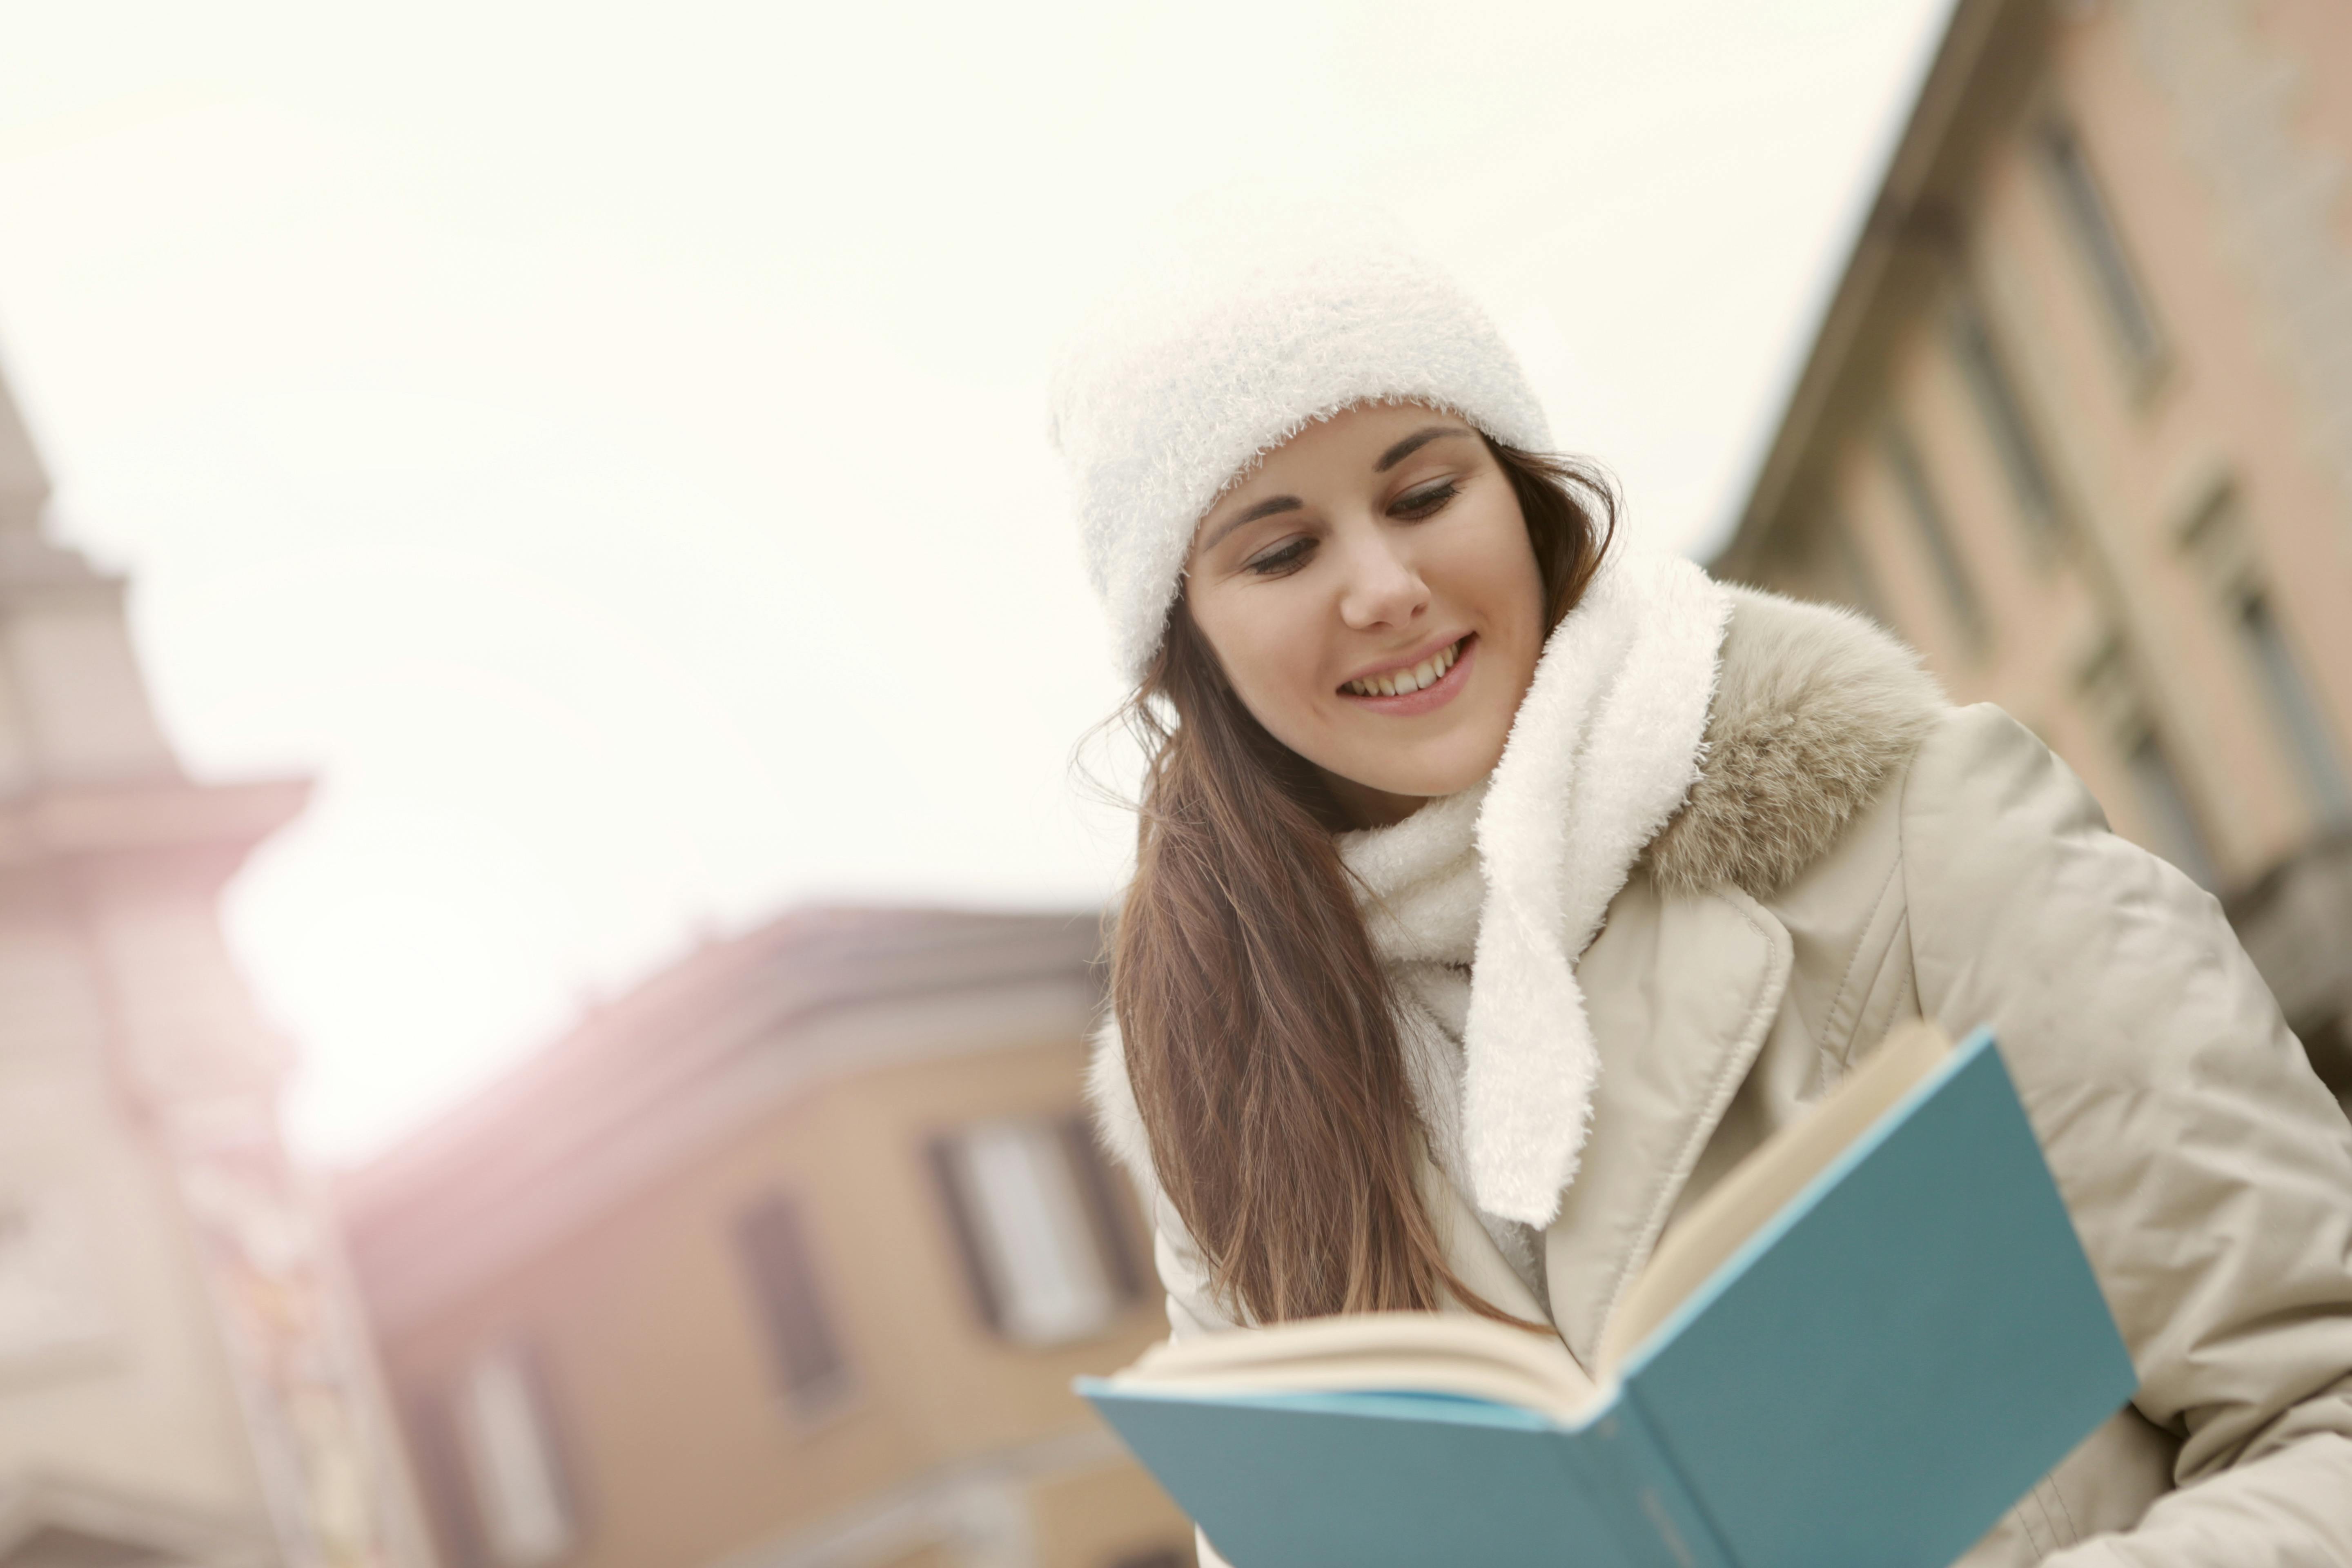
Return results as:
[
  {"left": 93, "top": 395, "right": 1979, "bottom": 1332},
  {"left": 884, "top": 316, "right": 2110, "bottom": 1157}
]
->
[
  {"left": 0, "top": 366, "right": 425, "bottom": 1564},
  {"left": 1714, "top": 0, "right": 2352, "bottom": 1098},
  {"left": 339, "top": 907, "right": 1194, "bottom": 1568}
]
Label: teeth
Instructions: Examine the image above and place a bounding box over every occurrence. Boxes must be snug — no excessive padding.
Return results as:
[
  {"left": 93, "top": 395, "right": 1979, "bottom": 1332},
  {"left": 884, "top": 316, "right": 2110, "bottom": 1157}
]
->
[{"left": 1346, "top": 638, "right": 1463, "bottom": 697}]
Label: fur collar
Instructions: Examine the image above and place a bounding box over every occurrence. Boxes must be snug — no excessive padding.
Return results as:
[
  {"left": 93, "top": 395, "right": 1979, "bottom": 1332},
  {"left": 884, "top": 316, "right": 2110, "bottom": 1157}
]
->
[
  {"left": 1087, "top": 582, "right": 1945, "bottom": 1205},
  {"left": 1644, "top": 585, "right": 1943, "bottom": 898}
]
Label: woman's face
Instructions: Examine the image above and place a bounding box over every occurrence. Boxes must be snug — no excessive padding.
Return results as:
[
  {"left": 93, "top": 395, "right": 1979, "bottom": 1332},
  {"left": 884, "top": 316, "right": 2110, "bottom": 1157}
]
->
[{"left": 1184, "top": 401, "right": 1548, "bottom": 828}]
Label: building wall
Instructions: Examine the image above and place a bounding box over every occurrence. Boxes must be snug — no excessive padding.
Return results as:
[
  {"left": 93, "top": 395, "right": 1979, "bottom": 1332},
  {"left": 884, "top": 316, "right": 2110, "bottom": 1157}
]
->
[
  {"left": 1731, "top": 0, "right": 2352, "bottom": 886},
  {"left": 363, "top": 957, "right": 1195, "bottom": 1568},
  {"left": 0, "top": 361, "right": 429, "bottom": 1564},
  {"left": 0, "top": 879, "right": 265, "bottom": 1517}
]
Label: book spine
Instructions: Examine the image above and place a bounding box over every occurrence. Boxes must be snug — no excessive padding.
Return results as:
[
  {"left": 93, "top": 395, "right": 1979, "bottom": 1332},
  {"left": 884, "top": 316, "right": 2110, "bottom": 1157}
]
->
[{"left": 1568, "top": 1392, "right": 1736, "bottom": 1568}]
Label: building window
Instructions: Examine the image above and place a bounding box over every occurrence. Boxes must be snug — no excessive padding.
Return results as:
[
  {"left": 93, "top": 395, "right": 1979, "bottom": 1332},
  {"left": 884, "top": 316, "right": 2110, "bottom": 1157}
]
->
[
  {"left": 2036, "top": 116, "right": 2165, "bottom": 374},
  {"left": 2077, "top": 636, "right": 2217, "bottom": 887},
  {"left": 2175, "top": 479, "right": 2349, "bottom": 830},
  {"left": 1946, "top": 293, "right": 2060, "bottom": 536},
  {"left": 930, "top": 1116, "right": 1141, "bottom": 1347},
  {"left": 1878, "top": 421, "right": 1986, "bottom": 650},
  {"left": 2237, "top": 592, "right": 2352, "bottom": 827},
  {"left": 734, "top": 1192, "right": 854, "bottom": 1413},
  {"left": 452, "top": 1345, "right": 578, "bottom": 1568},
  {"left": 2125, "top": 728, "right": 2219, "bottom": 890}
]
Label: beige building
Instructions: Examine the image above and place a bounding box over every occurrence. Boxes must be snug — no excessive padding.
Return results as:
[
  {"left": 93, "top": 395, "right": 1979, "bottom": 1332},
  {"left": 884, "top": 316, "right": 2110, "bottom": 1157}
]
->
[
  {"left": 342, "top": 9, "right": 2352, "bottom": 1561},
  {"left": 0, "top": 362, "right": 424, "bottom": 1565},
  {"left": 339, "top": 907, "right": 1194, "bottom": 1568},
  {"left": 1714, "top": 0, "right": 2352, "bottom": 1096}
]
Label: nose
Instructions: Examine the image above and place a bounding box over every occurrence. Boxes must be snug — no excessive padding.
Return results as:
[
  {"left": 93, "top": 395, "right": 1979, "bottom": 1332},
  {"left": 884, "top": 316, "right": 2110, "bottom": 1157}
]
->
[{"left": 1334, "top": 525, "right": 1430, "bottom": 633}]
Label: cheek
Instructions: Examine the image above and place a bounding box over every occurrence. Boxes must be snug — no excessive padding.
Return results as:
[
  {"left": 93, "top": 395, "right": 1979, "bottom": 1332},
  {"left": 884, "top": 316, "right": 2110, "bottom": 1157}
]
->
[
  {"left": 1475, "top": 514, "right": 1546, "bottom": 624},
  {"left": 1224, "top": 619, "right": 1331, "bottom": 737},
  {"left": 1468, "top": 528, "right": 1548, "bottom": 669},
  {"left": 1441, "top": 510, "right": 1548, "bottom": 737},
  {"left": 1186, "top": 593, "right": 1332, "bottom": 736},
  {"left": 1415, "top": 499, "right": 1544, "bottom": 656}
]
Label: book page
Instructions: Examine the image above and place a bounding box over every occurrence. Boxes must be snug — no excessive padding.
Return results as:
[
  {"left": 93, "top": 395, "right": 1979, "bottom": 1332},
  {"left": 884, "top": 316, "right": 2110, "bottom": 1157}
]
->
[
  {"left": 1595, "top": 1020, "right": 1952, "bottom": 1374},
  {"left": 1116, "top": 1311, "right": 1603, "bottom": 1423}
]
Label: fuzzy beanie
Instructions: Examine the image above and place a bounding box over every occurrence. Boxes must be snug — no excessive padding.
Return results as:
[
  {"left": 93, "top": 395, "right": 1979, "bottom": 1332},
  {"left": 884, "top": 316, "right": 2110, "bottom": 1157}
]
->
[{"left": 1049, "top": 234, "right": 1552, "bottom": 680}]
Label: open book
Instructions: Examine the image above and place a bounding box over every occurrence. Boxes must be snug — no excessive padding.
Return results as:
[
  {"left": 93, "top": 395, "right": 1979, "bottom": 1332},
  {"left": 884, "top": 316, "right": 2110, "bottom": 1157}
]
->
[{"left": 1080, "top": 1026, "right": 2137, "bottom": 1567}]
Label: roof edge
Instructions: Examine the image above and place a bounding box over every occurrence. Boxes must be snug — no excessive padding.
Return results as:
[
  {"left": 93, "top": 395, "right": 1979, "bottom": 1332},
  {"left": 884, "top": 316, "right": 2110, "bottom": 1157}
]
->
[{"left": 1714, "top": 0, "right": 2017, "bottom": 573}]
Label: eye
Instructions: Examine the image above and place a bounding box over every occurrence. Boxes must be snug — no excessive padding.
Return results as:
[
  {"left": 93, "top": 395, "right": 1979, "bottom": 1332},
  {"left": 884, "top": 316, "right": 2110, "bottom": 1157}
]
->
[
  {"left": 1244, "top": 536, "right": 1315, "bottom": 577},
  {"left": 1390, "top": 479, "right": 1461, "bottom": 520}
]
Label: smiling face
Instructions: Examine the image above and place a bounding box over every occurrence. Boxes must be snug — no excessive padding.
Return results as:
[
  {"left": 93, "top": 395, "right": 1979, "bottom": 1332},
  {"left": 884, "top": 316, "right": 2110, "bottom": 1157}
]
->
[{"left": 1182, "top": 401, "right": 1549, "bottom": 828}]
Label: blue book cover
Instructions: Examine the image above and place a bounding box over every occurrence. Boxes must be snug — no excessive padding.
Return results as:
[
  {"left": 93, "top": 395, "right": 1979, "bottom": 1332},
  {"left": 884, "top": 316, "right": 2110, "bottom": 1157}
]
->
[{"left": 1079, "top": 1028, "right": 2138, "bottom": 1567}]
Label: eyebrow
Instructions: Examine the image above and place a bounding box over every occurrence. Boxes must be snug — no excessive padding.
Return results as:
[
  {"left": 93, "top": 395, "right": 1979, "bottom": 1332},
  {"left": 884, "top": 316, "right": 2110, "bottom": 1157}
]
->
[
  {"left": 1195, "top": 426, "right": 1474, "bottom": 557},
  {"left": 1197, "top": 494, "right": 1302, "bottom": 555},
  {"left": 1376, "top": 425, "right": 1473, "bottom": 472}
]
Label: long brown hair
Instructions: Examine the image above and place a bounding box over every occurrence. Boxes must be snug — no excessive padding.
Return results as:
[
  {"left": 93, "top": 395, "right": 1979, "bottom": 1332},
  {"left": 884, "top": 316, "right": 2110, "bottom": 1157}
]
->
[{"left": 1110, "top": 438, "right": 1616, "bottom": 1326}]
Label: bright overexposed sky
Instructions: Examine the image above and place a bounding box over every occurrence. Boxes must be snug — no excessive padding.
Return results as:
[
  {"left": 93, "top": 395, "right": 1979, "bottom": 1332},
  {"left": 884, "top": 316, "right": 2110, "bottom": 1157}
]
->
[{"left": 0, "top": 0, "right": 1951, "bottom": 1163}]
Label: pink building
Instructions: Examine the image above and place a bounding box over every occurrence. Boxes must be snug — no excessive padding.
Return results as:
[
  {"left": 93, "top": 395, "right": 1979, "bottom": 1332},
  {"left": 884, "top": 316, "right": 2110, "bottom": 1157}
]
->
[{"left": 1715, "top": 0, "right": 2352, "bottom": 1099}]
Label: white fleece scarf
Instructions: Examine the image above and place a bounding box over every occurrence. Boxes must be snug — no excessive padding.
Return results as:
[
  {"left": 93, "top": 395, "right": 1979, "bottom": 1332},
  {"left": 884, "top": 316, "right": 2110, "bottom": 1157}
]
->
[{"left": 1337, "top": 550, "right": 1731, "bottom": 1228}]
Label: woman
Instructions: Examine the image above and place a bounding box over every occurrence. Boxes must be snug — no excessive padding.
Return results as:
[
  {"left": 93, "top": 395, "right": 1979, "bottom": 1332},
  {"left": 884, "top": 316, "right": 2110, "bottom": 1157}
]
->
[{"left": 1051, "top": 241, "right": 2352, "bottom": 1564}]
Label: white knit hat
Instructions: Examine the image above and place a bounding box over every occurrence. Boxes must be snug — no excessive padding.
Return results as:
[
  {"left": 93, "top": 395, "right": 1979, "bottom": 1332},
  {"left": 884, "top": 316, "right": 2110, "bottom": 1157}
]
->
[{"left": 1049, "top": 232, "right": 1552, "bottom": 680}]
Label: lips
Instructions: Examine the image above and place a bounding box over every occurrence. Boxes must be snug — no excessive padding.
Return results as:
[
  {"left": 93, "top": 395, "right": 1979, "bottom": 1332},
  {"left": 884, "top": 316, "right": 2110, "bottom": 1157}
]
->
[{"left": 1336, "top": 634, "right": 1477, "bottom": 715}]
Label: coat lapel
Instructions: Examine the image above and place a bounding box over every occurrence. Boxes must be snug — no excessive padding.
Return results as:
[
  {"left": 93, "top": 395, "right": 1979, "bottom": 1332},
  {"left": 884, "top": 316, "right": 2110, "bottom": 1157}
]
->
[
  {"left": 1419, "top": 1156, "right": 1550, "bottom": 1323},
  {"left": 1539, "top": 876, "right": 1793, "bottom": 1364}
]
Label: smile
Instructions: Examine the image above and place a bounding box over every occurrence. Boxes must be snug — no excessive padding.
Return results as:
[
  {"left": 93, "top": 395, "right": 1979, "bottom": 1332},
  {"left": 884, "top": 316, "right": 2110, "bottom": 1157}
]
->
[
  {"left": 1342, "top": 635, "right": 1467, "bottom": 697},
  {"left": 1338, "top": 635, "right": 1474, "bottom": 709}
]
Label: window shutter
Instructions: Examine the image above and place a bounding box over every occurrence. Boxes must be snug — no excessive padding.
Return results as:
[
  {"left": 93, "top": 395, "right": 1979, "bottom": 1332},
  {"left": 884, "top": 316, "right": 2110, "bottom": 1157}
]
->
[
  {"left": 1879, "top": 420, "right": 1985, "bottom": 649},
  {"left": 2036, "top": 116, "right": 2165, "bottom": 373},
  {"left": 733, "top": 1192, "right": 853, "bottom": 1412},
  {"left": 932, "top": 1118, "right": 1121, "bottom": 1345},
  {"left": 929, "top": 1136, "right": 1007, "bottom": 1334},
  {"left": 1058, "top": 1115, "right": 1143, "bottom": 1303},
  {"left": 451, "top": 1343, "right": 579, "bottom": 1568},
  {"left": 2238, "top": 592, "right": 2352, "bottom": 825},
  {"left": 405, "top": 1389, "right": 489, "bottom": 1568},
  {"left": 1946, "top": 294, "right": 2060, "bottom": 535}
]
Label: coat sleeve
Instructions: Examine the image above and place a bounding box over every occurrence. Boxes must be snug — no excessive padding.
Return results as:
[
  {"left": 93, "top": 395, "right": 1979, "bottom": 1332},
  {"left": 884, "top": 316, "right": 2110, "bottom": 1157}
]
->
[
  {"left": 1900, "top": 704, "right": 2352, "bottom": 1565},
  {"left": 1147, "top": 1189, "right": 1239, "bottom": 1343},
  {"left": 1136, "top": 1196, "right": 1243, "bottom": 1568},
  {"left": 1088, "top": 1017, "right": 1241, "bottom": 1345},
  {"left": 1089, "top": 1019, "right": 1241, "bottom": 1567}
]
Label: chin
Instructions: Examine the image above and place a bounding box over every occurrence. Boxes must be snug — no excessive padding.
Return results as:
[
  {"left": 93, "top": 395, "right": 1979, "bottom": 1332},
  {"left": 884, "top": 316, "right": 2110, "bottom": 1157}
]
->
[{"left": 1352, "top": 751, "right": 1501, "bottom": 802}]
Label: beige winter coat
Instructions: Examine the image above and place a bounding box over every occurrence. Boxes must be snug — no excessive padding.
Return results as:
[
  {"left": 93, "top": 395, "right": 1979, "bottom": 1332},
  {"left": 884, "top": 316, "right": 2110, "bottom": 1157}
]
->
[{"left": 1094, "top": 588, "right": 2352, "bottom": 1564}]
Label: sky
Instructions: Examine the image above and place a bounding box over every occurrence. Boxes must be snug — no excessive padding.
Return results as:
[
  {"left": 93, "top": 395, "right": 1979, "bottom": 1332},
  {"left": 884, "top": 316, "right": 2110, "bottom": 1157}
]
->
[{"left": 0, "top": 0, "right": 1953, "bottom": 1163}]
